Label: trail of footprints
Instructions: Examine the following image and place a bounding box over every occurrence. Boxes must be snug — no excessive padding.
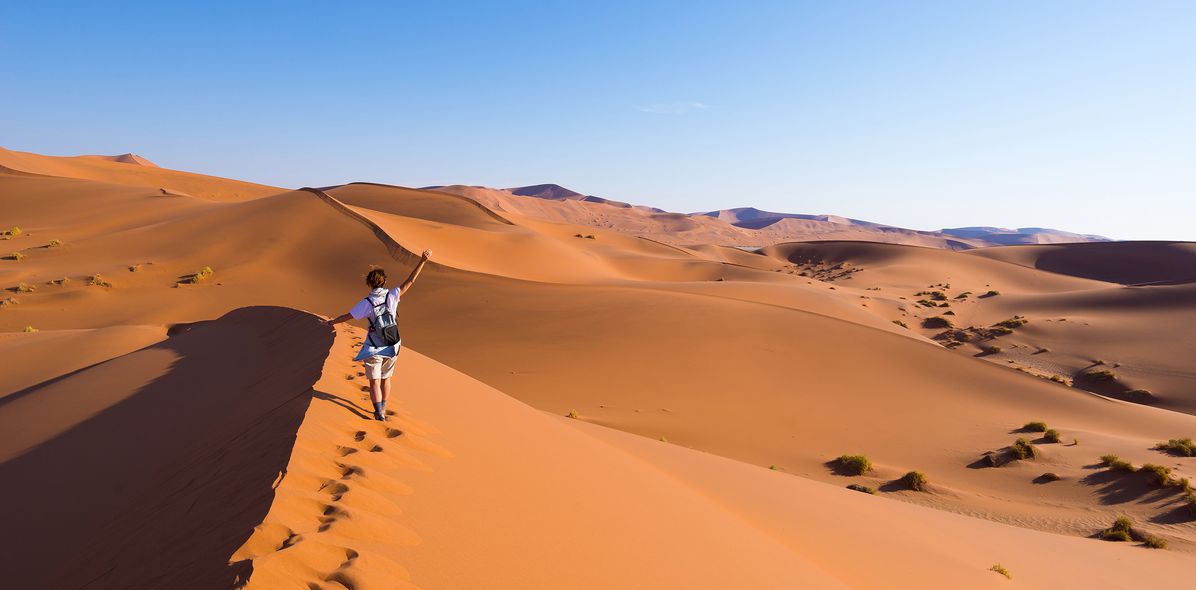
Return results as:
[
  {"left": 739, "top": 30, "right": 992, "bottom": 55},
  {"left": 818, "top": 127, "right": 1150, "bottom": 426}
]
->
[{"left": 282, "top": 329, "right": 433, "bottom": 590}]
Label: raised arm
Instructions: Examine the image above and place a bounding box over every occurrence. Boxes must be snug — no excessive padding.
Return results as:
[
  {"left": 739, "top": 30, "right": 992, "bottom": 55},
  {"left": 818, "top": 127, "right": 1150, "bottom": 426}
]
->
[
  {"left": 325, "top": 312, "right": 353, "bottom": 326},
  {"left": 399, "top": 250, "right": 432, "bottom": 295}
]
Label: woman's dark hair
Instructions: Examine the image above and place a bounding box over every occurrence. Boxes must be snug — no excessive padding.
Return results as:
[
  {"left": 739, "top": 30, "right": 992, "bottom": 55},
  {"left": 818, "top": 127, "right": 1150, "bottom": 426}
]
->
[{"left": 366, "top": 268, "right": 387, "bottom": 289}]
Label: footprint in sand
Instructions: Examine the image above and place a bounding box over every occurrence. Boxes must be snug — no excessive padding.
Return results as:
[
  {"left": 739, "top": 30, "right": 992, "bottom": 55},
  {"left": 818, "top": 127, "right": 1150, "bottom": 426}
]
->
[
  {"left": 369, "top": 444, "right": 383, "bottom": 453},
  {"left": 278, "top": 531, "right": 302, "bottom": 550},
  {"left": 385, "top": 427, "right": 403, "bottom": 439},
  {"left": 320, "top": 481, "right": 350, "bottom": 502},
  {"left": 335, "top": 445, "right": 358, "bottom": 457},
  {"left": 353, "top": 431, "right": 366, "bottom": 442},
  {"left": 338, "top": 463, "right": 364, "bottom": 479},
  {"left": 318, "top": 504, "right": 351, "bottom": 532}
]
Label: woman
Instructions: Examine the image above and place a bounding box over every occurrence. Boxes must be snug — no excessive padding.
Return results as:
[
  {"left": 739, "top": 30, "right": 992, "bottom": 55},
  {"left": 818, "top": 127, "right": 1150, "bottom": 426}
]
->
[{"left": 326, "top": 249, "right": 432, "bottom": 420}]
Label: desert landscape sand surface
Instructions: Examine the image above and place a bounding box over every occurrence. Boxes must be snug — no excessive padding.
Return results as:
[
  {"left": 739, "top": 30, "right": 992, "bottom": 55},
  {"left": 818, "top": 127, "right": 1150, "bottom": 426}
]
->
[{"left": 2, "top": 149, "right": 1194, "bottom": 588}]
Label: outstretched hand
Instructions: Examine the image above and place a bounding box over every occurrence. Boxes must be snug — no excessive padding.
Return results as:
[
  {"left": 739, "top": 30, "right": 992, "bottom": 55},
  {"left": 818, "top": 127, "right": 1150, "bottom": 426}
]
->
[{"left": 421, "top": 249, "right": 432, "bottom": 260}]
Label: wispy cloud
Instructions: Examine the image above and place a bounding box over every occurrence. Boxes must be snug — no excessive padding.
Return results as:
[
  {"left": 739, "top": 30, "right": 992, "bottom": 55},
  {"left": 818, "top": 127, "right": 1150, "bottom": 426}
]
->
[{"left": 636, "top": 101, "right": 709, "bottom": 114}]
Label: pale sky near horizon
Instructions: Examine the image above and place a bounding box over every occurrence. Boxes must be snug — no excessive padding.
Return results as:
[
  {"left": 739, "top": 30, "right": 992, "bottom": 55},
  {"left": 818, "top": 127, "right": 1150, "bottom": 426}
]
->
[{"left": 2, "top": 1, "right": 1193, "bottom": 240}]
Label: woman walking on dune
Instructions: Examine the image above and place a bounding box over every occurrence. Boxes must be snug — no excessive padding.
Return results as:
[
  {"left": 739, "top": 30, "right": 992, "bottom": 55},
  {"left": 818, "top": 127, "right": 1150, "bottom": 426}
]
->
[{"left": 326, "top": 250, "right": 432, "bottom": 421}]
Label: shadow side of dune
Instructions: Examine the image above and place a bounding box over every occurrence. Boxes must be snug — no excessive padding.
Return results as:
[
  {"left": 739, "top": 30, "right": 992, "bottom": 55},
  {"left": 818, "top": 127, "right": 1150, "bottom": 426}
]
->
[{"left": 0, "top": 306, "right": 333, "bottom": 589}]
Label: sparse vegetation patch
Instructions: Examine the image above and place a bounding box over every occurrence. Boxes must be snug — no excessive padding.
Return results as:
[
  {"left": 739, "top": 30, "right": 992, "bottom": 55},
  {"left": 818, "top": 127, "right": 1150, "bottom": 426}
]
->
[
  {"left": 922, "top": 316, "right": 953, "bottom": 329},
  {"left": 1154, "top": 438, "right": 1195, "bottom": 457},
  {"left": 1023, "top": 421, "right": 1048, "bottom": 432},
  {"left": 846, "top": 483, "right": 876, "bottom": 495},
  {"left": 891, "top": 319, "right": 908, "bottom": 328},
  {"left": 1140, "top": 463, "right": 1173, "bottom": 486},
  {"left": 980, "top": 290, "right": 1001, "bottom": 298},
  {"left": 1099, "top": 454, "right": 1135, "bottom": 472},
  {"left": 23, "top": 325, "right": 38, "bottom": 333},
  {"left": 87, "top": 274, "right": 113, "bottom": 288},
  {"left": 1009, "top": 438, "right": 1036, "bottom": 461},
  {"left": 1044, "top": 429, "right": 1062, "bottom": 443},
  {"left": 836, "top": 454, "right": 873, "bottom": 475},
  {"left": 989, "top": 564, "right": 1011, "bottom": 580},
  {"left": 5, "top": 251, "right": 24, "bottom": 261},
  {"left": 48, "top": 239, "right": 63, "bottom": 247},
  {"left": 901, "top": 470, "right": 929, "bottom": 491},
  {"left": 1100, "top": 516, "right": 1133, "bottom": 542},
  {"left": 12, "top": 282, "right": 35, "bottom": 293}
]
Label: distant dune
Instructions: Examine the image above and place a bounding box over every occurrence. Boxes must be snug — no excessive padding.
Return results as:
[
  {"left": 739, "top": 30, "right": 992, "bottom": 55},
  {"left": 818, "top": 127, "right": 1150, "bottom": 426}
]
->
[
  {"left": 78, "top": 152, "right": 160, "bottom": 167},
  {"left": 2, "top": 148, "right": 1193, "bottom": 587},
  {"left": 428, "top": 182, "right": 1106, "bottom": 249}
]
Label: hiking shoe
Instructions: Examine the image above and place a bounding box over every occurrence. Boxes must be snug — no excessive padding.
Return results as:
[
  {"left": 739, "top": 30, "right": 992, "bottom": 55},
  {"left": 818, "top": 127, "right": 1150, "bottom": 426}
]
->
[{"left": 374, "top": 411, "right": 387, "bottom": 421}]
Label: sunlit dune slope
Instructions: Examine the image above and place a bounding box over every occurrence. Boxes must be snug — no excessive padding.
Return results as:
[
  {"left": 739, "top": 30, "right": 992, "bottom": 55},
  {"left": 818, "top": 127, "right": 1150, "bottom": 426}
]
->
[
  {"left": 0, "top": 146, "right": 280, "bottom": 200},
  {"left": 241, "top": 325, "right": 1196, "bottom": 589}
]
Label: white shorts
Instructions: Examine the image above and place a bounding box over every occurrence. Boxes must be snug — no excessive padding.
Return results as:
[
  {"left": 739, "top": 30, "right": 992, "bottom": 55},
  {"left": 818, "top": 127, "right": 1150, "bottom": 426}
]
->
[{"left": 363, "top": 354, "right": 397, "bottom": 380}]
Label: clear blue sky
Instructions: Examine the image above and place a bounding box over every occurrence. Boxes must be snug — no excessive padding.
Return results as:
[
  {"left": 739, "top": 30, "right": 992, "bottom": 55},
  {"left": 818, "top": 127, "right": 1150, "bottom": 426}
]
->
[{"left": 3, "top": 1, "right": 1193, "bottom": 239}]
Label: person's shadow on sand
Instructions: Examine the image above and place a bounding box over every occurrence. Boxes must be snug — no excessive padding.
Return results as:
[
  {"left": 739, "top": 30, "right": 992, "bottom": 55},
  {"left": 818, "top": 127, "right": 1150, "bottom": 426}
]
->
[{"left": 314, "top": 390, "right": 373, "bottom": 420}]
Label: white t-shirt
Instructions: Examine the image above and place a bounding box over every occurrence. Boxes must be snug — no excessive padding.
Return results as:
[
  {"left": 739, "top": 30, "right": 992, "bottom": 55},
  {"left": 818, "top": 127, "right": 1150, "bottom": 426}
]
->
[
  {"left": 349, "top": 287, "right": 401, "bottom": 322},
  {"left": 350, "top": 287, "right": 402, "bottom": 356}
]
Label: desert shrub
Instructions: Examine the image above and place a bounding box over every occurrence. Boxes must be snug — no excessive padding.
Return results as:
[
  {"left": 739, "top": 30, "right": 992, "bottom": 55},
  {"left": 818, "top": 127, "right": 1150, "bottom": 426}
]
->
[
  {"left": 195, "top": 266, "right": 214, "bottom": 282},
  {"left": 987, "top": 326, "right": 1014, "bottom": 336},
  {"left": 1100, "top": 516, "right": 1134, "bottom": 542},
  {"left": 1143, "top": 535, "right": 1167, "bottom": 549},
  {"left": 902, "top": 470, "right": 928, "bottom": 491},
  {"left": 768, "top": 464, "right": 778, "bottom": 470},
  {"left": 982, "top": 451, "right": 1001, "bottom": 467},
  {"left": 1043, "top": 429, "right": 1061, "bottom": 443},
  {"left": 993, "top": 317, "right": 1028, "bottom": 329},
  {"left": 981, "top": 345, "right": 1001, "bottom": 355},
  {"left": 891, "top": 319, "right": 908, "bottom": 328},
  {"left": 1125, "top": 389, "right": 1154, "bottom": 402},
  {"left": 989, "top": 564, "right": 1011, "bottom": 579},
  {"left": 565, "top": 410, "right": 579, "bottom": 419},
  {"left": 87, "top": 274, "right": 112, "bottom": 287},
  {"left": 922, "top": 316, "right": 953, "bottom": 329},
  {"left": 1040, "top": 472, "right": 1062, "bottom": 482},
  {"left": 846, "top": 483, "right": 876, "bottom": 495},
  {"left": 980, "top": 290, "right": 1001, "bottom": 298},
  {"left": 1085, "top": 369, "right": 1117, "bottom": 381},
  {"left": 929, "top": 291, "right": 947, "bottom": 301},
  {"left": 1009, "top": 438, "right": 1036, "bottom": 460},
  {"left": 1154, "top": 438, "right": 1195, "bottom": 457},
  {"left": 1100, "top": 455, "right": 1136, "bottom": 472},
  {"left": 24, "top": 325, "right": 38, "bottom": 333},
  {"left": 129, "top": 264, "right": 142, "bottom": 272},
  {"left": 585, "top": 234, "right": 596, "bottom": 239},
  {"left": 1049, "top": 375, "right": 1068, "bottom": 384},
  {"left": 48, "top": 239, "right": 62, "bottom": 247},
  {"left": 6, "top": 226, "right": 22, "bottom": 237},
  {"left": 1141, "top": 464, "right": 1172, "bottom": 486},
  {"left": 47, "top": 277, "right": 70, "bottom": 286},
  {"left": 954, "top": 291, "right": 971, "bottom": 299},
  {"left": 837, "top": 454, "right": 873, "bottom": 475},
  {"left": 0, "top": 297, "right": 18, "bottom": 308},
  {"left": 13, "top": 282, "right": 35, "bottom": 293},
  {"left": 6, "top": 251, "right": 24, "bottom": 261},
  {"left": 1023, "top": 421, "right": 1048, "bottom": 432}
]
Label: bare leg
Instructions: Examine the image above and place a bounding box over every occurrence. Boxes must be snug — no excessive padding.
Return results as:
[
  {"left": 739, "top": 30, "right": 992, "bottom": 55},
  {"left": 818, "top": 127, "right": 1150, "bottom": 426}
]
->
[
  {"left": 368, "top": 378, "right": 383, "bottom": 405},
  {"left": 381, "top": 377, "right": 392, "bottom": 405}
]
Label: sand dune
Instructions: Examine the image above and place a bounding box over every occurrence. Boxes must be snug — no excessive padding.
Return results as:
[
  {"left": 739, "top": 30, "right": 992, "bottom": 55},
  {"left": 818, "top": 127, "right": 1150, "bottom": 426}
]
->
[
  {"left": 0, "top": 307, "right": 333, "bottom": 588},
  {"left": 968, "top": 241, "right": 1196, "bottom": 285},
  {"left": 0, "top": 146, "right": 279, "bottom": 201},
  {"left": 2, "top": 151, "right": 1193, "bottom": 587},
  {"left": 78, "top": 152, "right": 160, "bottom": 167},
  {"left": 240, "top": 325, "right": 1195, "bottom": 588}
]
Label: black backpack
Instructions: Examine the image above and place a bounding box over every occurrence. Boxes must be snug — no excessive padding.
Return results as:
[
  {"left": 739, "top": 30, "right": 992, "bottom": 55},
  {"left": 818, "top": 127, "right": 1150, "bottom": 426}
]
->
[{"left": 364, "top": 293, "right": 400, "bottom": 346}]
